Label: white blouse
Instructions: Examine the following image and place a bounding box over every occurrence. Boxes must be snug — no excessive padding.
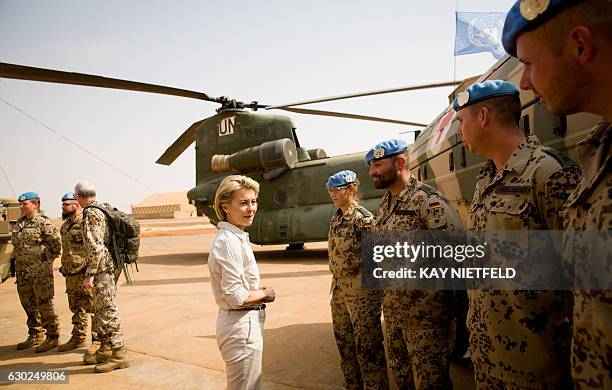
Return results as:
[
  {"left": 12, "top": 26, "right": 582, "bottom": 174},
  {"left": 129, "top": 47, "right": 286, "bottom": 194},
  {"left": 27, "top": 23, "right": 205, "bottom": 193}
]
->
[{"left": 208, "top": 221, "right": 261, "bottom": 310}]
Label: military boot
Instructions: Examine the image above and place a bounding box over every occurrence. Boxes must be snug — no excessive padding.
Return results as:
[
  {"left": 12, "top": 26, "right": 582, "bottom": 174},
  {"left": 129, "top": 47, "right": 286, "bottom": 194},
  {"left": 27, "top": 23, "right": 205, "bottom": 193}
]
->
[
  {"left": 58, "top": 335, "right": 87, "bottom": 352},
  {"left": 83, "top": 340, "right": 101, "bottom": 359},
  {"left": 94, "top": 346, "right": 129, "bottom": 373},
  {"left": 84, "top": 343, "right": 111, "bottom": 365},
  {"left": 34, "top": 336, "right": 59, "bottom": 353},
  {"left": 16, "top": 334, "right": 44, "bottom": 350}
]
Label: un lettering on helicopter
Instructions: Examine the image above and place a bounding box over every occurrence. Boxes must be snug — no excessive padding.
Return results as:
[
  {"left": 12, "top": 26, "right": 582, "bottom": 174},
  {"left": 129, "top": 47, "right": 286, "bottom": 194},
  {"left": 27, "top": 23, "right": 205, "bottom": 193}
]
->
[{"left": 0, "top": 55, "right": 600, "bottom": 247}]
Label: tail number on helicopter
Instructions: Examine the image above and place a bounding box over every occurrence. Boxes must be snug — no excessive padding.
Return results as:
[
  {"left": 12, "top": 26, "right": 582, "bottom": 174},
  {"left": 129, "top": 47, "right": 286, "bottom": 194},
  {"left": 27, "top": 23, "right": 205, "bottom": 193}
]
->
[{"left": 218, "top": 116, "right": 235, "bottom": 136}]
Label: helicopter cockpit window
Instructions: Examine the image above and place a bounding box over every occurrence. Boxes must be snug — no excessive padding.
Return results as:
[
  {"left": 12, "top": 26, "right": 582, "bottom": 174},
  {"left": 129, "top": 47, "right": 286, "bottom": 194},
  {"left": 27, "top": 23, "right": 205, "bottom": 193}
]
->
[{"left": 291, "top": 128, "right": 301, "bottom": 148}]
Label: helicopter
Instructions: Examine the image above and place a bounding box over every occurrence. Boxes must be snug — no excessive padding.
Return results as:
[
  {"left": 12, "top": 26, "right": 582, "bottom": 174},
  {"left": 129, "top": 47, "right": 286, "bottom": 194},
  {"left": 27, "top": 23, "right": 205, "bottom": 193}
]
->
[{"left": 0, "top": 57, "right": 600, "bottom": 248}]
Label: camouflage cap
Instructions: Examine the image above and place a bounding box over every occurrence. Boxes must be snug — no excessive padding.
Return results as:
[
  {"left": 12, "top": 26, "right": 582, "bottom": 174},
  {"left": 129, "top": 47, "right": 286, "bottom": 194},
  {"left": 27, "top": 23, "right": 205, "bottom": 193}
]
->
[
  {"left": 453, "top": 80, "right": 519, "bottom": 111},
  {"left": 18, "top": 192, "right": 39, "bottom": 202},
  {"left": 502, "top": 0, "right": 580, "bottom": 56},
  {"left": 365, "top": 139, "right": 408, "bottom": 165},
  {"left": 327, "top": 170, "right": 357, "bottom": 190}
]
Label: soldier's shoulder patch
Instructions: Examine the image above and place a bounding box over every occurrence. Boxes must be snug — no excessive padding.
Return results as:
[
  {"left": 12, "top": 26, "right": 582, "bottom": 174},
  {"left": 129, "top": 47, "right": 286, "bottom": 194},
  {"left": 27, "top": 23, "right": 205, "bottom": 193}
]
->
[
  {"left": 355, "top": 215, "right": 374, "bottom": 229},
  {"left": 354, "top": 205, "right": 373, "bottom": 218},
  {"left": 540, "top": 146, "right": 577, "bottom": 168},
  {"left": 428, "top": 200, "right": 442, "bottom": 208},
  {"left": 417, "top": 183, "right": 439, "bottom": 196}
]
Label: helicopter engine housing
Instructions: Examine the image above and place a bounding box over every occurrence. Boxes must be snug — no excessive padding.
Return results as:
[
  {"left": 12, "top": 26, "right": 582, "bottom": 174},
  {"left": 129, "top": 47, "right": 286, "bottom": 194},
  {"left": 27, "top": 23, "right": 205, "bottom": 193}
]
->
[{"left": 211, "top": 138, "right": 298, "bottom": 174}]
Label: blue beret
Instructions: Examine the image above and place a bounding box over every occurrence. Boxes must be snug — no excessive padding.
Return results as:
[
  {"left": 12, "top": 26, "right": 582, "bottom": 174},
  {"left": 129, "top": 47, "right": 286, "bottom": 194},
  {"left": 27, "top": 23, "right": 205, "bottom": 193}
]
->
[
  {"left": 62, "top": 192, "right": 77, "bottom": 201},
  {"left": 327, "top": 170, "right": 357, "bottom": 190},
  {"left": 502, "top": 0, "right": 579, "bottom": 56},
  {"left": 452, "top": 80, "right": 519, "bottom": 111},
  {"left": 365, "top": 139, "right": 408, "bottom": 165},
  {"left": 18, "top": 192, "right": 39, "bottom": 202}
]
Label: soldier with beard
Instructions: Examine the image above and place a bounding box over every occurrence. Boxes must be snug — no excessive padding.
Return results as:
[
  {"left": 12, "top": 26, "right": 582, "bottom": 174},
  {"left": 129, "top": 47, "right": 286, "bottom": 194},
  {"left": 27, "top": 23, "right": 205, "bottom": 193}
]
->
[
  {"left": 367, "top": 139, "right": 462, "bottom": 390},
  {"left": 58, "top": 192, "right": 99, "bottom": 354}
]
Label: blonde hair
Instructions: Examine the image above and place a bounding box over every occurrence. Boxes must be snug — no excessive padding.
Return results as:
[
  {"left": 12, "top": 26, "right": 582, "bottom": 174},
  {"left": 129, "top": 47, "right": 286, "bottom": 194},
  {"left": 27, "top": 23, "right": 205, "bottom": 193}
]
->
[{"left": 214, "top": 175, "right": 260, "bottom": 221}]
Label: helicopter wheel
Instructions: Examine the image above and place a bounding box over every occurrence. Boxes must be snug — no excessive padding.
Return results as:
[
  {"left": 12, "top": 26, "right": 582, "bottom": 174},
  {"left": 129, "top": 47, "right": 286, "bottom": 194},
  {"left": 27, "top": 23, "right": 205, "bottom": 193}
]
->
[{"left": 286, "top": 243, "right": 304, "bottom": 251}]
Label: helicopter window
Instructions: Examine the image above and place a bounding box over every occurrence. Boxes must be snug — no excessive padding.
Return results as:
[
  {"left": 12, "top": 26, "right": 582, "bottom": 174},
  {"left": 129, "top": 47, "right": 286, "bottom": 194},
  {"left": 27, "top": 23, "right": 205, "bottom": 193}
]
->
[
  {"left": 448, "top": 151, "right": 455, "bottom": 172},
  {"left": 291, "top": 128, "right": 301, "bottom": 148},
  {"left": 520, "top": 114, "right": 530, "bottom": 135},
  {"left": 553, "top": 116, "right": 567, "bottom": 137}
]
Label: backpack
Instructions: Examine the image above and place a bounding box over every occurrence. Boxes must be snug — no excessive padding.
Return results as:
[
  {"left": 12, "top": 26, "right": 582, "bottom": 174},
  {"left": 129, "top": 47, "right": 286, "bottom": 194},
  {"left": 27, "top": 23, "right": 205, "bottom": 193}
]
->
[{"left": 84, "top": 203, "right": 140, "bottom": 283}]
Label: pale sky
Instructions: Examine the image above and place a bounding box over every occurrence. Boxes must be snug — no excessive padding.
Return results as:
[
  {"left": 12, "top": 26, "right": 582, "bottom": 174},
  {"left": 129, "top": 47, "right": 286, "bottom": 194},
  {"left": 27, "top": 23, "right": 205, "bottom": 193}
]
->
[{"left": 0, "top": 0, "right": 514, "bottom": 216}]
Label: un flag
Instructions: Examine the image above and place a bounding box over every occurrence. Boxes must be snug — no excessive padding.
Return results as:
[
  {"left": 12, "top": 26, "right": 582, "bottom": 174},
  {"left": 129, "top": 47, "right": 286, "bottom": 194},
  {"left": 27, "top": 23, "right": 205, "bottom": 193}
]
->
[{"left": 455, "top": 12, "right": 506, "bottom": 60}]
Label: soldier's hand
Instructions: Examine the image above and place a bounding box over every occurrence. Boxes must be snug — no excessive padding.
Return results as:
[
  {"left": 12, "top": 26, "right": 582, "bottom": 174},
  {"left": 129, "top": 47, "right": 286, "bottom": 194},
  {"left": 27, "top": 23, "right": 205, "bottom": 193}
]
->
[
  {"left": 263, "top": 287, "right": 276, "bottom": 302},
  {"left": 83, "top": 275, "right": 94, "bottom": 290}
]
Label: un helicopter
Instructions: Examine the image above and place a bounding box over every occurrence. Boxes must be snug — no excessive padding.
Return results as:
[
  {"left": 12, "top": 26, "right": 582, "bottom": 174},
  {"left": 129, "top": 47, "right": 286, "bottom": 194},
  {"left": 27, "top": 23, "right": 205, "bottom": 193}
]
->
[{"left": 0, "top": 58, "right": 600, "bottom": 248}]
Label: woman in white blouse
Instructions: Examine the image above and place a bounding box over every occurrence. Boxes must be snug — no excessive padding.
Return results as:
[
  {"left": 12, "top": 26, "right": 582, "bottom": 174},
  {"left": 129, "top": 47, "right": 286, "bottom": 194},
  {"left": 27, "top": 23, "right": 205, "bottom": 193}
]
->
[{"left": 208, "top": 175, "right": 275, "bottom": 390}]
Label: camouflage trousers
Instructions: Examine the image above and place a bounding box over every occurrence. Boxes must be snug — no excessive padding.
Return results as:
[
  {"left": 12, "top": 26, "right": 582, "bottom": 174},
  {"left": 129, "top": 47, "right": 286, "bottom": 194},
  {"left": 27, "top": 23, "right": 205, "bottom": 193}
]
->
[
  {"left": 473, "top": 371, "right": 572, "bottom": 390},
  {"left": 383, "top": 290, "right": 453, "bottom": 390},
  {"left": 92, "top": 271, "right": 125, "bottom": 348},
  {"left": 330, "top": 277, "right": 388, "bottom": 390},
  {"left": 65, "top": 273, "right": 98, "bottom": 340},
  {"left": 572, "top": 290, "right": 612, "bottom": 390},
  {"left": 16, "top": 273, "right": 59, "bottom": 338}
]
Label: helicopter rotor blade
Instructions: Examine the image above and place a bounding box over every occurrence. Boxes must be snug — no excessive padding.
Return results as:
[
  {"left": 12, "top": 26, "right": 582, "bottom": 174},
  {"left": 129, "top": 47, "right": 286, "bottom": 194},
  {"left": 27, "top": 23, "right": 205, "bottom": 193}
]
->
[
  {"left": 156, "top": 119, "right": 205, "bottom": 165},
  {"left": 275, "top": 107, "right": 427, "bottom": 127},
  {"left": 0, "top": 62, "right": 217, "bottom": 102},
  {"left": 266, "top": 81, "right": 462, "bottom": 109}
]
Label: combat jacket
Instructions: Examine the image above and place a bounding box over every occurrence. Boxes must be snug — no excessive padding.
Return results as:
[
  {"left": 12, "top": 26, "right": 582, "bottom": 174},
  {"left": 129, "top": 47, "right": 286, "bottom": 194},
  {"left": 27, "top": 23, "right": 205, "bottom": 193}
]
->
[
  {"left": 328, "top": 202, "right": 373, "bottom": 279},
  {"left": 60, "top": 212, "right": 87, "bottom": 275},
  {"left": 10, "top": 211, "right": 61, "bottom": 279},
  {"left": 375, "top": 176, "right": 462, "bottom": 232},
  {"left": 373, "top": 176, "right": 462, "bottom": 326},
  {"left": 467, "top": 135, "right": 581, "bottom": 386},
  {"left": 563, "top": 119, "right": 611, "bottom": 389},
  {"left": 83, "top": 201, "right": 113, "bottom": 274}
]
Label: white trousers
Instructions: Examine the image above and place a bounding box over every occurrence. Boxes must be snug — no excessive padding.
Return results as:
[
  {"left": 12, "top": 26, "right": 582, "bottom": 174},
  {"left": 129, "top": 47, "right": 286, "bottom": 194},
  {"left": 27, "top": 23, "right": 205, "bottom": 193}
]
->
[{"left": 216, "top": 308, "right": 266, "bottom": 390}]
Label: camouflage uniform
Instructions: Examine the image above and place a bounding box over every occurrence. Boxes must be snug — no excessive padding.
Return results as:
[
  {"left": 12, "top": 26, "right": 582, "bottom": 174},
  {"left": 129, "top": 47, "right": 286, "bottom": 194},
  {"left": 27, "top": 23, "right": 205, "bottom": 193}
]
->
[
  {"left": 468, "top": 135, "right": 580, "bottom": 389},
  {"left": 10, "top": 212, "right": 61, "bottom": 338},
  {"left": 328, "top": 202, "right": 388, "bottom": 390},
  {"left": 83, "top": 201, "right": 125, "bottom": 349},
  {"left": 60, "top": 212, "right": 97, "bottom": 341},
  {"left": 563, "top": 119, "right": 611, "bottom": 390},
  {"left": 374, "top": 175, "right": 462, "bottom": 390}
]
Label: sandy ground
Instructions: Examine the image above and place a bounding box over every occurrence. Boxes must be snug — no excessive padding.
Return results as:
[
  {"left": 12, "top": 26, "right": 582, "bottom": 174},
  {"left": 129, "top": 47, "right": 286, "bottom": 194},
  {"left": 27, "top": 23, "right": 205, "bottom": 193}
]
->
[{"left": 0, "top": 221, "right": 475, "bottom": 389}]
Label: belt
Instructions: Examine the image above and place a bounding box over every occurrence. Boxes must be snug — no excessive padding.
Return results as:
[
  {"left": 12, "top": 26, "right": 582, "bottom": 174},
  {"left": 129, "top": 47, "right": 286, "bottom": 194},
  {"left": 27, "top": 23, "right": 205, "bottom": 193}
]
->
[{"left": 231, "top": 304, "right": 266, "bottom": 312}]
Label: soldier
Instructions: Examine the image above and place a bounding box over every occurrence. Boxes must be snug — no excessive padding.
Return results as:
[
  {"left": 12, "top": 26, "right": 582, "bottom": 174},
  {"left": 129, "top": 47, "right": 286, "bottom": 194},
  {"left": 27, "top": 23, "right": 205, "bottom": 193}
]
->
[
  {"left": 502, "top": 1, "right": 611, "bottom": 388},
  {"left": 58, "top": 191, "right": 98, "bottom": 353},
  {"left": 10, "top": 191, "right": 61, "bottom": 352},
  {"left": 75, "top": 181, "right": 129, "bottom": 373},
  {"left": 367, "top": 139, "right": 462, "bottom": 390},
  {"left": 326, "top": 170, "right": 388, "bottom": 390},
  {"left": 453, "top": 80, "right": 581, "bottom": 389}
]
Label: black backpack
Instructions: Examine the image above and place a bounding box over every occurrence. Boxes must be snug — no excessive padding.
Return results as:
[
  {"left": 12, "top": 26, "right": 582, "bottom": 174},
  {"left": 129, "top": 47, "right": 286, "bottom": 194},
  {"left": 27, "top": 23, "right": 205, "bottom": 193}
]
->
[{"left": 84, "top": 203, "right": 140, "bottom": 283}]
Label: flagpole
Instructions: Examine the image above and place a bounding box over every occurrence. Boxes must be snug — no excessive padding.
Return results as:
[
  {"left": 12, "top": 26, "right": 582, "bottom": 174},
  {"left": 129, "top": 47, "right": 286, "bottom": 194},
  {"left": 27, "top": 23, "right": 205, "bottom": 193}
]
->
[{"left": 454, "top": 0, "right": 459, "bottom": 83}]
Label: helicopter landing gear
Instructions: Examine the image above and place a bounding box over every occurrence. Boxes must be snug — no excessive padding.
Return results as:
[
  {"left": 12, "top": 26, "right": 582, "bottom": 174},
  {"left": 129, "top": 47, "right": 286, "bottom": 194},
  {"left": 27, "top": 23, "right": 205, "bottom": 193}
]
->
[{"left": 286, "top": 243, "right": 304, "bottom": 251}]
